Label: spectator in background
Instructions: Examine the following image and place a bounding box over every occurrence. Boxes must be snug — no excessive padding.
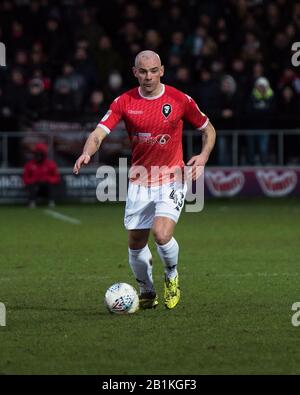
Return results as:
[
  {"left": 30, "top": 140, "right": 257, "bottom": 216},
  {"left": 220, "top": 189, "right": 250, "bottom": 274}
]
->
[
  {"left": 42, "top": 16, "right": 68, "bottom": 72},
  {"left": 215, "top": 17, "right": 231, "bottom": 60},
  {"left": 122, "top": 2, "right": 141, "bottom": 26},
  {"left": 31, "top": 68, "right": 51, "bottom": 91},
  {"left": 144, "top": 29, "right": 163, "bottom": 54},
  {"left": 5, "top": 68, "right": 27, "bottom": 115},
  {"left": 277, "top": 85, "right": 300, "bottom": 164},
  {"left": 214, "top": 75, "right": 240, "bottom": 166},
  {"left": 116, "top": 21, "right": 143, "bottom": 82},
  {"left": 0, "top": 86, "right": 17, "bottom": 166},
  {"left": 193, "top": 68, "right": 219, "bottom": 118},
  {"left": 187, "top": 25, "right": 207, "bottom": 61},
  {"left": 241, "top": 32, "right": 262, "bottom": 64},
  {"left": 14, "top": 49, "right": 30, "bottom": 76},
  {"left": 277, "top": 85, "right": 299, "bottom": 128},
  {"left": 144, "top": 0, "right": 164, "bottom": 30},
  {"left": 252, "top": 62, "right": 265, "bottom": 82},
  {"left": 269, "top": 31, "right": 291, "bottom": 81},
  {"left": 265, "top": 2, "right": 281, "bottom": 40},
  {"left": 169, "top": 31, "right": 187, "bottom": 59},
  {"left": 73, "top": 45, "right": 98, "bottom": 96},
  {"left": 174, "top": 66, "right": 194, "bottom": 96},
  {"left": 160, "top": 4, "right": 188, "bottom": 36},
  {"left": 246, "top": 77, "right": 275, "bottom": 165},
  {"left": 24, "top": 78, "right": 49, "bottom": 125},
  {"left": 278, "top": 68, "right": 300, "bottom": 94},
  {"left": 0, "top": 86, "right": 13, "bottom": 127},
  {"left": 292, "top": 2, "right": 300, "bottom": 31},
  {"left": 201, "top": 36, "right": 218, "bottom": 64},
  {"left": 77, "top": 10, "right": 104, "bottom": 48},
  {"left": 117, "top": 21, "right": 142, "bottom": 54},
  {"left": 54, "top": 62, "right": 86, "bottom": 111},
  {"left": 30, "top": 42, "right": 46, "bottom": 74},
  {"left": 104, "top": 70, "right": 124, "bottom": 103},
  {"left": 52, "top": 78, "right": 76, "bottom": 114},
  {"left": 23, "top": 143, "right": 60, "bottom": 208},
  {"left": 10, "top": 20, "right": 29, "bottom": 49},
  {"left": 4, "top": 68, "right": 27, "bottom": 166},
  {"left": 210, "top": 59, "right": 225, "bottom": 80},
  {"left": 85, "top": 90, "right": 106, "bottom": 115},
  {"left": 93, "top": 35, "right": 123, "bottom": 85},
  {"left": 163, "top": 54, "right": 182, "bottom": 85},
  {"left": 25, "top": 0, "right": 44, "bottom": 41},
  {"left": 230, "top": 58, "right": 249, "bottom": 93}
]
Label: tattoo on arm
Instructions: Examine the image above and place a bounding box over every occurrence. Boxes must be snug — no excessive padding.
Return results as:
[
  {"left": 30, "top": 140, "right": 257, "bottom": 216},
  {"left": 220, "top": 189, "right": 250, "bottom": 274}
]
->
[{"left": 94, "top": 135, "right": 100, "bottom": 149}]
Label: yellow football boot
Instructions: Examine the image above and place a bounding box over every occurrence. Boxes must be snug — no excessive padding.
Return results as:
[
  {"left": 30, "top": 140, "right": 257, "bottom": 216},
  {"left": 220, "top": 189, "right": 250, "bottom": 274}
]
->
[{"left": 164, "top": 275, "right": 180, "bottom": 309}]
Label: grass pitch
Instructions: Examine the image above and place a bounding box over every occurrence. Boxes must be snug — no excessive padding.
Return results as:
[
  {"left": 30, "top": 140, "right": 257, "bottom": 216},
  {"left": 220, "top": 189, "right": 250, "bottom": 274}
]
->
[{"left": 0, "top": 199, "right": 300, "bottom": 374}]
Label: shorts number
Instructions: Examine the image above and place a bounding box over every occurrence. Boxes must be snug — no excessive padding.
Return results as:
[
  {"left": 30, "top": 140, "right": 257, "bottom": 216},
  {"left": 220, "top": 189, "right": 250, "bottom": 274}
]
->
[{"left": 169, "top": 189, "right": 184, "bottom": 211}]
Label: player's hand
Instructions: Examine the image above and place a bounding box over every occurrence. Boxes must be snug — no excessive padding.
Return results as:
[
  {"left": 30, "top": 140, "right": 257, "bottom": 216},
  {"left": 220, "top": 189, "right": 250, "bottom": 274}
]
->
[
  {"left": 73, "top": 153, "right": 91, "bottom": 175},
  {"left": 186, "top": 153, "right": 208, "bottom": 181}
]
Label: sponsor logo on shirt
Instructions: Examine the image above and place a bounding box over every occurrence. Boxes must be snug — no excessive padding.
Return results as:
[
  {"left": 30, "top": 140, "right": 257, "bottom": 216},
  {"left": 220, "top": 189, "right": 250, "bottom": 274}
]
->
[
  {"left": 156, "top": 134, "right": 171, "bottom": 145},
  {"left": 128, "top": 110, "right": 144, "bottom": 114},
  {"left": 132, "top": 132, "right": 171, "bottom": 145}
]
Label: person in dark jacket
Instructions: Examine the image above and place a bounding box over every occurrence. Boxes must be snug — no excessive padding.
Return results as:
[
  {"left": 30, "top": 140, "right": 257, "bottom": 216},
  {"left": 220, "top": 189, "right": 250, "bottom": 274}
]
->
[
  {"left": 246, "top": 77, "right": 275, "bottom": 165},
  {"left": 213, "top": 74, "right": 241, "bottom": 165}
]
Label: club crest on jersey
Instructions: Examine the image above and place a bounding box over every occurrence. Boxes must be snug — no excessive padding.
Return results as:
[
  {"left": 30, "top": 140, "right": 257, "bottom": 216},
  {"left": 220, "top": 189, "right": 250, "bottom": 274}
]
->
[{"left": 162, "top": 103, "right": 172, "bottom": 118}]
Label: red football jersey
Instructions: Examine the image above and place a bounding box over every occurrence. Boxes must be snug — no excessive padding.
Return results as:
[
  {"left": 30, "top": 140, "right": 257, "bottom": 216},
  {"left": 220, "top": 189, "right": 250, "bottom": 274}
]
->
[{"left": 98, "top": 84, "right": 208, "bottom": 185}]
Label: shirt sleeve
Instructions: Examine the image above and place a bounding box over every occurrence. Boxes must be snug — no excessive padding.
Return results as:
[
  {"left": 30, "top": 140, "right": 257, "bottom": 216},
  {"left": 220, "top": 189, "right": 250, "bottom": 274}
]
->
[
  {"left": 97, "top": 96, "right": 123, "bottom": 134},
  {"left": 183, "top": 94, "right": 209, "bottom": 130}
]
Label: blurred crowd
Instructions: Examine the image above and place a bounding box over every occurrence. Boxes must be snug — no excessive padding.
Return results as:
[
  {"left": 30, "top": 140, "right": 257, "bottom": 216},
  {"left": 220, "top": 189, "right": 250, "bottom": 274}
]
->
[{"left": 0, "top": 0, "right": 300, "bottom": 165}]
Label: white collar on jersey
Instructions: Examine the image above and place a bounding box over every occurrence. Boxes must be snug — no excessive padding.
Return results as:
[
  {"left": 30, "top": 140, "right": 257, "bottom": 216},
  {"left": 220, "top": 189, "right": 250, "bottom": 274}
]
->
[{"left": 138, "top": 84, "right": 165, "bottom": 100}]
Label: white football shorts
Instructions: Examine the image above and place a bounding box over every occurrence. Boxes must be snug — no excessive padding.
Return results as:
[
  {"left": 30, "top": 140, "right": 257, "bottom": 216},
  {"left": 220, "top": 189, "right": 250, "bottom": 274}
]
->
[{"left": 124, "top": 181, "right": 187, "bottom": 230}]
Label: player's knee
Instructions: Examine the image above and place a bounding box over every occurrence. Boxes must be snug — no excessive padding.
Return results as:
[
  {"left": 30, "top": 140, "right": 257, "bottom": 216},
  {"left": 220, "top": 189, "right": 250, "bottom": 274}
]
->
[{"left": 152, "top": 228, "right": 172, "bottom": 245}]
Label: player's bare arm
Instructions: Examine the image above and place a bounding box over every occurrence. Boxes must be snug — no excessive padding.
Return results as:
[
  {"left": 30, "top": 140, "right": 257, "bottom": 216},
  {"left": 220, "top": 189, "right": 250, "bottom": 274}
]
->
[
  {"left": 73, "top": 126, "right": 107, "bottom": 175},
  {"left": 187, "top": 121, "right": 216, "bottom": 180}
]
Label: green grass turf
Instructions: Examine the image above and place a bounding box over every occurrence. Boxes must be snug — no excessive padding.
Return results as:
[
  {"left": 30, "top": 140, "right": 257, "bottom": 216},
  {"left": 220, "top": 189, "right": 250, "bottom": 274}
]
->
[{"left": 0, "top": 198, "right": 300, "bottom": 374}]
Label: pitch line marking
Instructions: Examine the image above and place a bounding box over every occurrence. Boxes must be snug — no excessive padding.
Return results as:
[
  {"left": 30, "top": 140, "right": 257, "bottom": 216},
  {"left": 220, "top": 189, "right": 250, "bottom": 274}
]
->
[
  {"left": 0, "top": 275, "right": 110, "bottom": 282},
  {"left": 44, "top": 209, "right": 81, "bottom": 225}
]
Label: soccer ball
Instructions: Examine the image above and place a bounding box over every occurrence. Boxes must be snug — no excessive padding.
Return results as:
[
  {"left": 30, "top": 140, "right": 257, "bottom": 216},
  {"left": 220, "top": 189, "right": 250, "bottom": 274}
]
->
[{"left": 104, "top": 282, "right": 139, "bottom": 314}]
